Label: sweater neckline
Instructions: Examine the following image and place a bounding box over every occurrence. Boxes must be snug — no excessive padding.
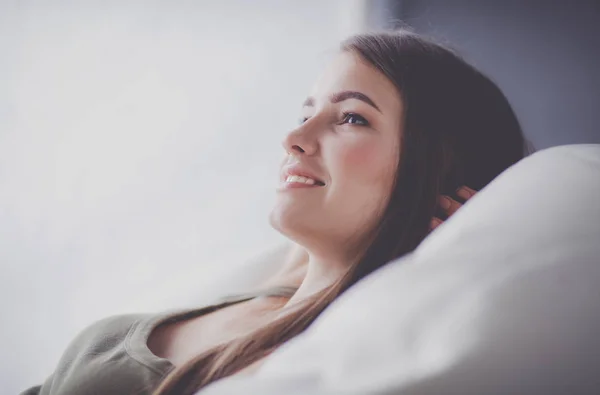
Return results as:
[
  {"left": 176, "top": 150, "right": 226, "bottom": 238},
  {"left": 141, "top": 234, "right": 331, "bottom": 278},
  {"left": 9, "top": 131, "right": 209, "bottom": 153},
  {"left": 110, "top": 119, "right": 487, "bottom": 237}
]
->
[{"left": 125, "top": 286, "right": 298, "bottom": 375}]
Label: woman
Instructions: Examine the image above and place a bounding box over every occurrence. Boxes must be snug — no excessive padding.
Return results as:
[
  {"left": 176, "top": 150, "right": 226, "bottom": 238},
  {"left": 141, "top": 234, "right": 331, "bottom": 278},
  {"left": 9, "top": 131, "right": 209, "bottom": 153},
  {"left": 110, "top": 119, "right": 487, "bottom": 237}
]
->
[{"left": 22, "top": 30, "right": 526, "bottom": 395}]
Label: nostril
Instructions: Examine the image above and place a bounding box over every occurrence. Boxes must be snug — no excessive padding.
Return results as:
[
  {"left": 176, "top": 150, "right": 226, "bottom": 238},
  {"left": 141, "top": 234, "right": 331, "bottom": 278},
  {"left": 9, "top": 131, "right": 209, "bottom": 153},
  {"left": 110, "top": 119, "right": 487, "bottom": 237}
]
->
[{"left": 292, "top": 145, "right": 305, "bottom": 153}]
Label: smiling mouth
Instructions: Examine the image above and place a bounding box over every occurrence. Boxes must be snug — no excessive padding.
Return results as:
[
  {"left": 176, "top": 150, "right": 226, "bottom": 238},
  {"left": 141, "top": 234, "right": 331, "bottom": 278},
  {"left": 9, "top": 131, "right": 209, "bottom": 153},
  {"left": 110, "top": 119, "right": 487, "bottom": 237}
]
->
[{"left": 285, "top": 175, "right": 326, "bottom": 186}]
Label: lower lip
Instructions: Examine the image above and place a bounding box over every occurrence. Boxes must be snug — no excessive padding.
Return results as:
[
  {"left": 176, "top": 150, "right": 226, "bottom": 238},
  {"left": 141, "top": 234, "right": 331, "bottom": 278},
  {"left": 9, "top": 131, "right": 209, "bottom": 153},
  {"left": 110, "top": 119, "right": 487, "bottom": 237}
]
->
[{"left": 276, "top": 182, "right": 324, "bottom": 191}]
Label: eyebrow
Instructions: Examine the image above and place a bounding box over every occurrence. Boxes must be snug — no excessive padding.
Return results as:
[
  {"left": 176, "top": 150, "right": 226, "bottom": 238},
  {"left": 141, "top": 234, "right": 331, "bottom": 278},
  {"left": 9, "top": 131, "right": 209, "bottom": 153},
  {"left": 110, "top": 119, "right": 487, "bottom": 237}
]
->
[{"left": 302, "top": 90, "right": 382, "bottom": 113}]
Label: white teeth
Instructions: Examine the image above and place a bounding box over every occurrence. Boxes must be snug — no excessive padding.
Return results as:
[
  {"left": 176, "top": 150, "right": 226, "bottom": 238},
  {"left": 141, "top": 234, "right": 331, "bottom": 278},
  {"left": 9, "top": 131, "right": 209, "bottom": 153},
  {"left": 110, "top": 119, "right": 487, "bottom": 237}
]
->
[{"left": 286, "top": 175, "right": 318, "bottom": 185}]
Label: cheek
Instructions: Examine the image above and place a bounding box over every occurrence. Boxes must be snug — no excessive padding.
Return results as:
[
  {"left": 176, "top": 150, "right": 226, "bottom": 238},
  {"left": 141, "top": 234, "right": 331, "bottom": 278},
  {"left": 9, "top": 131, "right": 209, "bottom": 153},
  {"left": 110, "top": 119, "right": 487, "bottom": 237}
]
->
[
  {"left": 326, "top": 138, "right": 397, "bottom": 235},
  {"left": 335, "top": 139, "right": 396, "bottom": 185}
]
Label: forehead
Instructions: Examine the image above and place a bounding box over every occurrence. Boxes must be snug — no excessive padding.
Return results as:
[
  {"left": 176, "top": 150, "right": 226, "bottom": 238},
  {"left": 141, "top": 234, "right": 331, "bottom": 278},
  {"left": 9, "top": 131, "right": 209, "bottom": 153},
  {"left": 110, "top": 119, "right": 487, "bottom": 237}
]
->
[{"left": 309, "top": 51, "right": 402, "bottom": 113}]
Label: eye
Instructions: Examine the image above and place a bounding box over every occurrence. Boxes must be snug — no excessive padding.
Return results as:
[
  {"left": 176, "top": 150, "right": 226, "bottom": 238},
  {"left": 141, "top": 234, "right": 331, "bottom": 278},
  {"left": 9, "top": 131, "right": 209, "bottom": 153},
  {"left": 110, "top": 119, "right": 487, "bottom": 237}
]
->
[{"left": 340, "top": 112, "right": 369, "bottom": 127}]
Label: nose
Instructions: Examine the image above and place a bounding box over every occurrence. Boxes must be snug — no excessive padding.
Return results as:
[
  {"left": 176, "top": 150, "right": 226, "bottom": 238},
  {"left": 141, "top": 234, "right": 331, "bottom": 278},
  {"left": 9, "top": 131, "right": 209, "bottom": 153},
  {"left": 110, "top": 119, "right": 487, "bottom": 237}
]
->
[{"left": 282, "top": 122, "right": 319, "bottom": 157}]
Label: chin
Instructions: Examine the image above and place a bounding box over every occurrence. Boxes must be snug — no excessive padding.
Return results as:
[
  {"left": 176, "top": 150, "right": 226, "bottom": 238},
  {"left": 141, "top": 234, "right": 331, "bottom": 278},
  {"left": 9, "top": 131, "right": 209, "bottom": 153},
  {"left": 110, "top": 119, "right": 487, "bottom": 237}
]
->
[
  {"left": 269, "top": 204, "right": 292, "bottom": 236},
  {"left": 269, "top": 203, "right": 312, "bottom": 242}
]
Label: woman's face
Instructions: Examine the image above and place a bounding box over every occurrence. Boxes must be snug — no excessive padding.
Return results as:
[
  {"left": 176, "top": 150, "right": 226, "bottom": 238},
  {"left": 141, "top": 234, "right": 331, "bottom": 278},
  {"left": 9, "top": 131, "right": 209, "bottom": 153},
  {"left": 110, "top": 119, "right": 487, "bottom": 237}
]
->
[{"left": 270, "top": 51, "right": 404, "bottom": 257}]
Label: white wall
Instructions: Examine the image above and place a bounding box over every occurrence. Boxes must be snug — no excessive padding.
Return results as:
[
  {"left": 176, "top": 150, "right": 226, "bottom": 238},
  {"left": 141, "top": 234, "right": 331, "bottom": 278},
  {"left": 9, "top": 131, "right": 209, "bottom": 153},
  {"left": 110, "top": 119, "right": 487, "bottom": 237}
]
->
[{"left": 0, "top": 1, "right": 366, "bottom": 391}]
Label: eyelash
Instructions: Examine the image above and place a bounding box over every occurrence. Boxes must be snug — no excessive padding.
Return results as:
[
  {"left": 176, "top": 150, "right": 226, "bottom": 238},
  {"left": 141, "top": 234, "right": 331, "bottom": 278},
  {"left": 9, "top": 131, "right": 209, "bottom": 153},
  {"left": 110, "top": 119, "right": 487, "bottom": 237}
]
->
[
  {"left": 298, "top": 112, "right": 370, "bottom": 127},
  {"left": 339, "top": 112, "right": 369, "bottom": 127}
]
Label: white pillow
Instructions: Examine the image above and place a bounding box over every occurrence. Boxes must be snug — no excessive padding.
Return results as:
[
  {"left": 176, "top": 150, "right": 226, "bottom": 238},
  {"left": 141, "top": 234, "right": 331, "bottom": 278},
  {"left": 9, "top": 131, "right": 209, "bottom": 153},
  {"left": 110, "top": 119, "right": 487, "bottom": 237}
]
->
[{"left": 201, "top": 144, "right": 600, "bottom": 395}]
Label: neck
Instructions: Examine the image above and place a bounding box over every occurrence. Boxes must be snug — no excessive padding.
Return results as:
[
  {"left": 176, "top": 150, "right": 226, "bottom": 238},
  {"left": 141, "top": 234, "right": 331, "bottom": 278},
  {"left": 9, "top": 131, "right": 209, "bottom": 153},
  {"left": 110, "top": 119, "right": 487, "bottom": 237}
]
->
[
  {"left": 284, "top": 252, "right": 348, "bottom": 306},
  {"left": 265, "top": 243, "right": 349, "bottom": 305},
  {"left": 260, "top": 242, "right": 353, "bottom": 307}
]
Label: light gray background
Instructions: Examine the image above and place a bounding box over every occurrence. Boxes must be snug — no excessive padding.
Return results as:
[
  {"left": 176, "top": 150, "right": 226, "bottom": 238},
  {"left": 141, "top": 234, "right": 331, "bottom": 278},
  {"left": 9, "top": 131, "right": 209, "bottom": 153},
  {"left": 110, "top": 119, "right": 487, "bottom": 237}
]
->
[{"left": 0, "top": 1, "right": 365, "bottom": 392}]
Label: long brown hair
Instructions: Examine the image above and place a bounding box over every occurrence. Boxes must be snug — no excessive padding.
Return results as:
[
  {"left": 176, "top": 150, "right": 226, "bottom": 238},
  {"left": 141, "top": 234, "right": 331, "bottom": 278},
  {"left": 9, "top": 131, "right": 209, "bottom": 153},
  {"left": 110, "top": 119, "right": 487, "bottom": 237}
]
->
[{"left": 154, "top": 29, "right": 527, "bottom": 395}]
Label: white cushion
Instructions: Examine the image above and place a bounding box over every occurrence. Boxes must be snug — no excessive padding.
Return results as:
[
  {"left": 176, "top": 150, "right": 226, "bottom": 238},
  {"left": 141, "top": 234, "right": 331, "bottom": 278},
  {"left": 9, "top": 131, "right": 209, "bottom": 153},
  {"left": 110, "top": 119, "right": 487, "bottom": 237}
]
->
[{"left": 200, "top": 144, "right": 600, "bottom": 395}]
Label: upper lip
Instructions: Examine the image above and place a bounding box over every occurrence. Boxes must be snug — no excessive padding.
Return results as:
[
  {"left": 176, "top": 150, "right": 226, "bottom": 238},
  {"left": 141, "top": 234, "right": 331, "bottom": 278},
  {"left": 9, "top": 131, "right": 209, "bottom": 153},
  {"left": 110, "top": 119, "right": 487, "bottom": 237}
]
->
[{"left": 281, "top": 164, "right": 325, "bottom": 185}]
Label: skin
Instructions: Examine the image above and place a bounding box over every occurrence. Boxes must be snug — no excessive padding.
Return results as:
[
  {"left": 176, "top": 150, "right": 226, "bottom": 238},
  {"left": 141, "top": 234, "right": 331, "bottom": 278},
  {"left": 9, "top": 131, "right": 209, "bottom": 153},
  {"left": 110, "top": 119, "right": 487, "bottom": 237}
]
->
[
  {"left": 268, "top": 51, "right": 477, "bottom": 304},
  {"left": 269, "top": 51, "right": 404, "bottom": 304}
]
